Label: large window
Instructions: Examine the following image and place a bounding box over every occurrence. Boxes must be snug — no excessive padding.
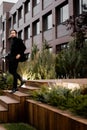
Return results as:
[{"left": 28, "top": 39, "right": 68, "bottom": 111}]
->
[
  {"left": 13, "top": 12, "right": 16, "bottom": 24},
  {"left": 56, "top": 43, "right": 68, "bottom": 53},
  {"left": 43, "top": 13, "right": 52, "bottom": 31},
  {"left": 18, "top": 30, "right": 23, "bottom": 39},
  {"left": 75, "top": 0, "right": 87, "bottom": 15},
  {"left": 58, "top": 4, "right": 69, "bottom": 24},
  {"left": 2, "top": 22, "right": 5, "bottom": 31},
  {"left": 33, "top": 0, "right": 40, "bottom": 7},
  {"left": 33, "top": 20, "right": 40, "bottom": 35},
  {"left": 25, "top": 0, "right": 30, "bottom": 14},
  {"left": 79, "top": 0, "right": 87, "bottom": 13},
  {"left": 18, "top": 6, "right": 23, "bottom": 20},
  {"left": 25, "top": 26, "right": 30, "bottom": 40}
]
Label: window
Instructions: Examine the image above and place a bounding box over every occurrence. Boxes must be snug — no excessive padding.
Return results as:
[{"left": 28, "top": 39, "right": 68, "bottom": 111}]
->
[
  {"left": 56, "top": 43, "right": 68, "bottom": 53},
  {"left": 13, "top": 12, "right": 16, "bottom": 24},
  {"left": 75, "top": 0, "right": 87, "bottom": 15},
  {"left": 43, "top": 13, "right": 52, "bottom": 31},
  {"left": 18, "top": 6, "right": 23, "bottom": 20},
  {"left": 33, "top": 0, "right": 40, "bottom": 7},
  {"left": 25, "top": 26, "right": 30, "bottom": 40},
  {"left": 33, "top": 20, "right": 40, "bottom": 35},
  {"left": 25, "top": 0, "right": 30, "bottom": 14},
  {"left": 18, "top": 30, "right": 23, "bottom": 39},
  {"left": 2, "top": 22, "right": 5, "bottom": 31},
  {"left": 2, "top": 41, "right": 5, "bottom": 49},
  {"left": 8, "top": 18, "right": 11, "bottom": 29},
  {"left": 79, "top": 0, "right": 87, "bottom": 13},
  {"left": 58, "top": 4, "right": 69, "bottom": 24}
]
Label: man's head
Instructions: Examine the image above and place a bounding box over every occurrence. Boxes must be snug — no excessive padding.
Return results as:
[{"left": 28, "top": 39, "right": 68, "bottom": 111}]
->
[{"left": 9, "top": 29, "right": 17, "bottom": 38}]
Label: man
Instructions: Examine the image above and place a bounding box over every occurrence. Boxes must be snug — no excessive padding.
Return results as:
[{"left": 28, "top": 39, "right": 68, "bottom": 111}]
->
[{"left": 7, "top": 29, "right": 26, "bottom": 93}]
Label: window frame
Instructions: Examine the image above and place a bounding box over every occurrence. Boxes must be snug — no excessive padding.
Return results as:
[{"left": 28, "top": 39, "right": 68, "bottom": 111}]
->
[
  {"left": 33, "top": 20, "right": 40, "bottom": 36},
  {"left": 43, "top": 12, "right": 52, "bottom": 31}
]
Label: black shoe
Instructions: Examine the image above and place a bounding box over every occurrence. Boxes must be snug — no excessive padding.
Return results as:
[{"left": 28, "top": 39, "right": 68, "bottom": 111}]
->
[
  {"left": 10, "top": 89, "right": 16, "bottom": 93},
  {"left": 15, "top": 88, "right": 19, "bottom": 91},
  {"left": 10, "top": 88, "right": 18, "bottom": 93}
]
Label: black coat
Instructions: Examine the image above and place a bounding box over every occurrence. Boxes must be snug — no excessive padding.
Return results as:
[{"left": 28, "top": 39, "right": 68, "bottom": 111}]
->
[{"left": 8, "top": 37, "right": 26, "bottom": 61}]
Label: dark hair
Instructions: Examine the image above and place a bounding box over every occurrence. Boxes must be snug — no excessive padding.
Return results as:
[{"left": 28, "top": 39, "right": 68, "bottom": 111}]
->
[{"left": 10, "top": 29, "right": 17, "bottom": 34}]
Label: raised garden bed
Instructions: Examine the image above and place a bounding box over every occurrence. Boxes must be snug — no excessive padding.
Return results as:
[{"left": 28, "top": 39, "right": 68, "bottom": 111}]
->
[{"left": 26, "top": 99, "right": 87, "bottom": 130}]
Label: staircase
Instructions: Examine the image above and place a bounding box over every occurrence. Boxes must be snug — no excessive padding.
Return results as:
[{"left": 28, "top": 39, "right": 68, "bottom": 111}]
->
[
  {"left": 0, "top": 90, "right": 29, "bottom": 123},
  {"left": 0, "top": 80, "right": 52, "bottom": 123},
  {"left": 0, "top": 80, "right": 43, "bottom": 123}
]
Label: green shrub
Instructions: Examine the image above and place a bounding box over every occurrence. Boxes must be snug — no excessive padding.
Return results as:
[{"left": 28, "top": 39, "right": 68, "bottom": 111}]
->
[
  {"left": 0, "top": 72, "right": 13, "bottom": 90},
  {"left": 18, "top": 43, "right": 56, "bottom": 80},
  {"left": 32, "top": 85, "right": 87, "bottom": 118},
  {"left": 32, "top": 86, "right": 49, "bottom": 103}
]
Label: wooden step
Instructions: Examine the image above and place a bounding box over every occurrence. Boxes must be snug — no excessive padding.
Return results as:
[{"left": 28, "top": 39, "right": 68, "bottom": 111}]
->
[
  {"left": 0, "top": 104, "right": 8, "bottom": 123},
  {"left": 19, "top": 85, "right": 39, "bottom": 93},
  {"left": 2, "top": 90, "right": 29, "bottom": 122},
  {"left": 0, "top": 96, "right": 19, "bottom": 122},
  {"left": 3, "top": 90, "right": 29, "bottom": 101},
  {"left": 26, "top": 80, "right": 48, "bottom": 87},
  {"left": 0, "top": 95, "right": 19, "bottom": 109},
  {"left": 0, "top": 104, "right": 7, "bottom": 111}
]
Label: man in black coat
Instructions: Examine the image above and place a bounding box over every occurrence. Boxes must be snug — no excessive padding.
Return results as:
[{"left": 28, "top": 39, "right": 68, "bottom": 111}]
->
[{"left": 8, "top": 29, "right": 26, "bottom": 93}]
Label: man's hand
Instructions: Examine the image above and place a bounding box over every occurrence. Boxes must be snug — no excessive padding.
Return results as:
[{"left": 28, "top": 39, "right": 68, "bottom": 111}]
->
[{"left": 16, "top": 54, "right": 21, "bottom": 59}]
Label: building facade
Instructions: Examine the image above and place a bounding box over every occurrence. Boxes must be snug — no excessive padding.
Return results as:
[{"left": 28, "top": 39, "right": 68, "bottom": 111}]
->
[
  {"left": 0, "top": 1, "right": 15, "bottom": 72},
  {"left": 0, "top": 0, "right": 87, "bottom": 72}
]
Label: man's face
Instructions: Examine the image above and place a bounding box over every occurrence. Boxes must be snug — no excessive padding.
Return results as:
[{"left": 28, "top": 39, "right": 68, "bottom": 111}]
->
[{"left": 10, "top": 30, "right": 17, "bottom": 38}]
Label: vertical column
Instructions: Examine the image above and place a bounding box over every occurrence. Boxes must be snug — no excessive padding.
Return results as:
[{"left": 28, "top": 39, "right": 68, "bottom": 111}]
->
[
  {"left": 30, "top": 0, "right": 33, "bottom": 50},
  {"left": 69, "top": 0, "right": 74, "bottom": 16},
  {"left": 52, "top": 2, "right": 57, "bottom": 53},
  {"left": 22, "top": 2, "right": 25, "bottom": 41},
  {"left": 40, "top": 0, "right": 43, "bottom": 50},
  {"left": 11, "top": 14, "right": 13, "bottom": 29},
  {"left": 22, "top": 2, "right": 25, "bottom": 24},
  {"left": 16, "top": 9, "right": 19, "bottom": 29}
]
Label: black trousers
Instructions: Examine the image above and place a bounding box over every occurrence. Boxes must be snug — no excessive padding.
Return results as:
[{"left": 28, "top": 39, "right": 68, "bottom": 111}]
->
[{"left": 8, "top": 59, "right": 22, "bottom": 89}]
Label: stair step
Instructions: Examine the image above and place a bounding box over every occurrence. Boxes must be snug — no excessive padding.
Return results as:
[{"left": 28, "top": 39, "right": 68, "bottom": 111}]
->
[
  {"left": 19, "top": 85, "right": 39, "bottom": 92},
  {"left": 0, "top": 104, "right": 8, "bottom": 123},
  {"left": 0, "top": 104, "right": 7, "bottom": 111},
  {"left": 26, "top": 80, "right": 48, "bottom": 87},
  {"left": 3, "top": 90, "right": 29, "bottom": 101},
  {"left": 0, "top": 96, "right": 19, "bottom": 108}
]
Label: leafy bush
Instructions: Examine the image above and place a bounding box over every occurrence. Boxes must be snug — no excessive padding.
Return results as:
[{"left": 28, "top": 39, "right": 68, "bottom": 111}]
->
[
  {"left": 18, "top": 42, "right": 56, "bottom": 80},
  {"left": 72, "top": 95, "right": 87, "bottom": 117},
  {"left": 55, "top": 41, "right": 87, "bottom": 78},
  {"left": 0, "top": 72, "right": 13, "bottom": 91},
  {"left": 32, "top": 85, "right": 87, "bottom": 118},
  {"left": 32, "top": 86, "right": 49, "bottom": 103}
]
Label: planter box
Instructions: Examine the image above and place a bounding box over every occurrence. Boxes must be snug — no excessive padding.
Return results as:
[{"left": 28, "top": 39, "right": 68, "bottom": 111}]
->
[{"left": 26, "top": 99, "right": 87, "bottom": 130}]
